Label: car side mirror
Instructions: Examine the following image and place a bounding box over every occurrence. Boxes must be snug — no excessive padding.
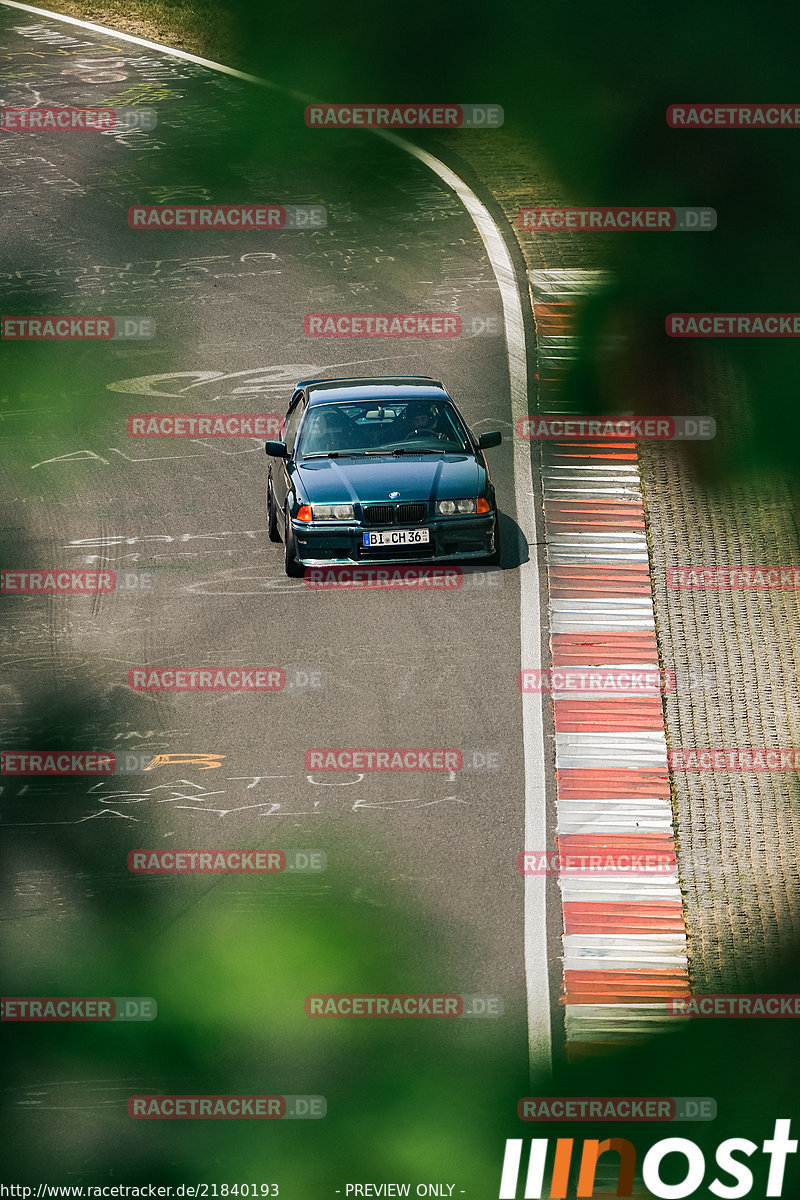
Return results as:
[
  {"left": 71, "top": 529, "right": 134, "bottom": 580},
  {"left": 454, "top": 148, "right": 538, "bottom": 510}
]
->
[
  {"left": 478, "top": 431, "right": 502, "bottom": 449},
  {"left": 265, "top": 440, "right": 288, "bottom": 458}
]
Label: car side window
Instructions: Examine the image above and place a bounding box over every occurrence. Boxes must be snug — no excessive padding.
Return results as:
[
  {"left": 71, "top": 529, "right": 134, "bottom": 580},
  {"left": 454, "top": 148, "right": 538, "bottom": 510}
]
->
[{"left": 283, "top": 395, "right": 305, "bottom": 454}]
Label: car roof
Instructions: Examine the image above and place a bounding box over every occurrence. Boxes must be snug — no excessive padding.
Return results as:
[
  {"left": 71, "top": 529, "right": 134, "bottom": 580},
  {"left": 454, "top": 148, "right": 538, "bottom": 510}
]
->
[{"left": 297, "top": 376, "right": 451, "bottom": 404}]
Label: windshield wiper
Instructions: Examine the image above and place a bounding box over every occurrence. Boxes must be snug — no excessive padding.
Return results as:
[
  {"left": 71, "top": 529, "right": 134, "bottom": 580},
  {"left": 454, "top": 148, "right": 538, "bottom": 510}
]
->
[
  {"left": 300, "top": 451, "right": 367, "bottom": 459},
  {"left": 361, "top": 447, "right": 453, "bottom": 456},
  {"left": 389, "top": 447, "right": 458, "bottom": 455}
]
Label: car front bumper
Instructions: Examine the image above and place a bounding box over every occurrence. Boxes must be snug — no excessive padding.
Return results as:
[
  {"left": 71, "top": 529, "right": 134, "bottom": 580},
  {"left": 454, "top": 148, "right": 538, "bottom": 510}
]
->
[{"left": 291, "top": 514, "right": 498, "bottom": 567}]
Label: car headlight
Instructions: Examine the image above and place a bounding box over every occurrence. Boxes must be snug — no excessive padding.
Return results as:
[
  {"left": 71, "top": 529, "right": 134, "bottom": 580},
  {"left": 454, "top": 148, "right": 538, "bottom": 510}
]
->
[
  {"left": 435, "top": 497, "right": 478, "bottom": 515},
  {"left": 311, "top": 503, "right": 355, "bottom": 521}
]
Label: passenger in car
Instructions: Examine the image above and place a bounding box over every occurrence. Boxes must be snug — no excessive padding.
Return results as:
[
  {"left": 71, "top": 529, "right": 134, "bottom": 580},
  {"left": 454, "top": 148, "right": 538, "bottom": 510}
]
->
[{"left": 301, "top": 408, "right": 350, "bottom": 453}]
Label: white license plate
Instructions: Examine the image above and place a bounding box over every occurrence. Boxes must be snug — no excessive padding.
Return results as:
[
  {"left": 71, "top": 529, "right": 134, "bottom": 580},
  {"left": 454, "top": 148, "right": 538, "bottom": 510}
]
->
[{"left": 363, "top": 528, "right": 431, "bottom": 547}]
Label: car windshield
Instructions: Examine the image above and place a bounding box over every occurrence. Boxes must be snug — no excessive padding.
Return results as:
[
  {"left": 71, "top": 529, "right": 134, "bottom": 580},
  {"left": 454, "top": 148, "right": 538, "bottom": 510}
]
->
[{"left": 297, "top": 399, "right": 471, "bottom": 457}]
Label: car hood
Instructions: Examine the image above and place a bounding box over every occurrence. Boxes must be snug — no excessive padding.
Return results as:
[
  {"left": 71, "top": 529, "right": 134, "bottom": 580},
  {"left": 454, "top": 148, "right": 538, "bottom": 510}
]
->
[{"left": 294, "top": 454, "right": 484, "bottom": 506}]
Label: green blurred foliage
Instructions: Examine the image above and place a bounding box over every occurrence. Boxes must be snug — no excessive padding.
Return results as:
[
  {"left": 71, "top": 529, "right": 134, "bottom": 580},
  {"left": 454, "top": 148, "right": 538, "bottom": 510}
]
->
[
  {"left": 214, "top": 0, "right": 800, "bottom": 482},
  {"left": 3, "top": 0, "right": 800, "bottom": 1191}
]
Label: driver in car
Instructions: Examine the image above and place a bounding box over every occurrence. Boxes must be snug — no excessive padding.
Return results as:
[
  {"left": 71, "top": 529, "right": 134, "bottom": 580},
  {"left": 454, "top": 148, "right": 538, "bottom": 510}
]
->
[{"left": 402, "top": 403, "right": 448, "bottom": 440}]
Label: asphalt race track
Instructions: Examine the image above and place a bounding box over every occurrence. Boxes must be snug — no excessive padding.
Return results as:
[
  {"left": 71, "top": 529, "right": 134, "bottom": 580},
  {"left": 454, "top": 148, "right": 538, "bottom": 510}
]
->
[{"left": 0, "top": 7, "right": 562, "bottom": 1185}]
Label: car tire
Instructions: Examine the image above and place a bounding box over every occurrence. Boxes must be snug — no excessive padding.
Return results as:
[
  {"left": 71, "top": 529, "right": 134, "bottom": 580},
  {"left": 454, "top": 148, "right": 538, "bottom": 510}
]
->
[
  {"left": 283, "top": 508, "right": 305, "bottom": 578},
  {"left": 485, "top": 515, "right": 502, "bottom": 566},
  {"left": 267, "top": 477, "right": 281, "bottom": 542}
]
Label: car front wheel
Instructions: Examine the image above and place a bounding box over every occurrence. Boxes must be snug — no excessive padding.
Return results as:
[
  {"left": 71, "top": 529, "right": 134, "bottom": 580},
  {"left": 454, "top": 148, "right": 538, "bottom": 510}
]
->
[
  {"left": 485, "top": 515, "right": 502, "bottom": 566},
  {"left": 283, "top": 508, "right": 305, "bottom": 577},
  {"left": 267, "top": 477, "right": 281, "bottom": 542}
]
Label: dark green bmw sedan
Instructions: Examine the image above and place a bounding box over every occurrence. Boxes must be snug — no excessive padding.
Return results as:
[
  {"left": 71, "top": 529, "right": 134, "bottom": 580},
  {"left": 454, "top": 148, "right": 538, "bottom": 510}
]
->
[{"left": 265, "top": 376, "right": 502, "bottom": 577}]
